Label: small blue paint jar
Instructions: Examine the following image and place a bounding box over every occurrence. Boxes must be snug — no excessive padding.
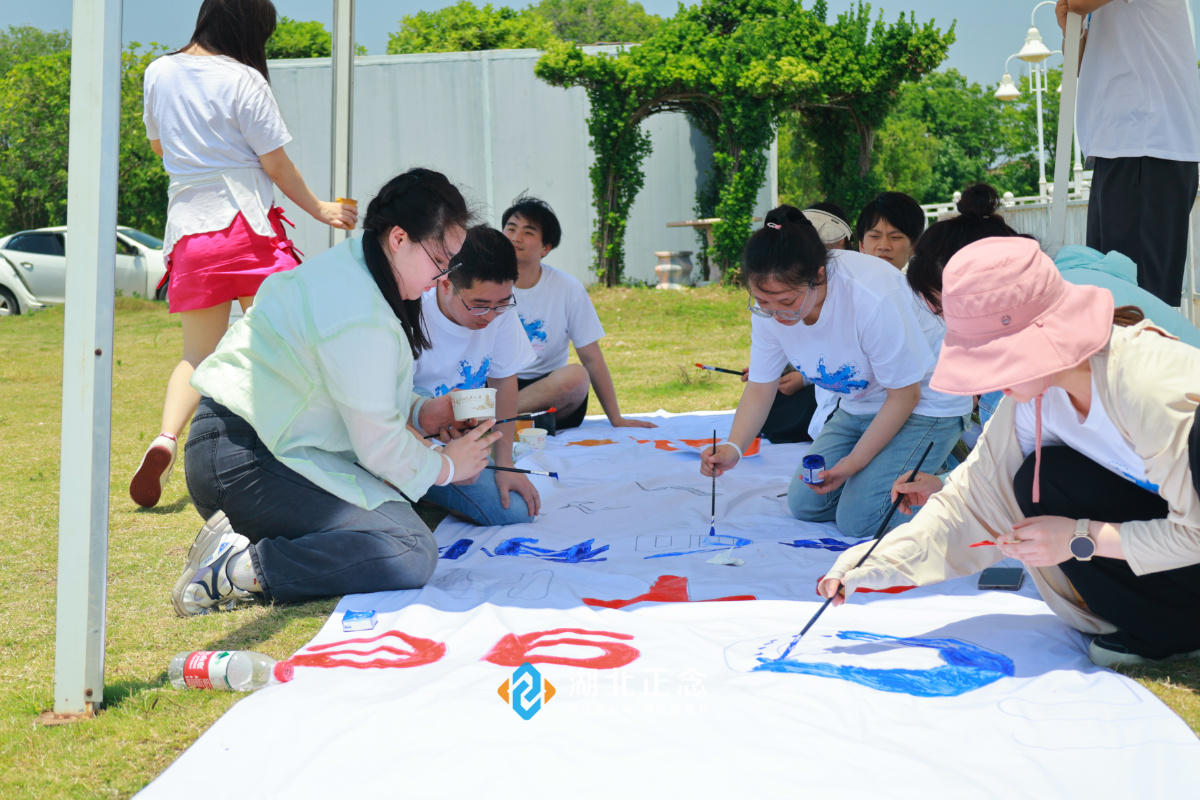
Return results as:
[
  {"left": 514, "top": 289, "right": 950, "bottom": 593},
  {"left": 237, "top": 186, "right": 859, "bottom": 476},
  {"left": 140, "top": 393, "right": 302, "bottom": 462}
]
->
[{"left": 801, "top": 454, "right": 825, "bottom": 485}]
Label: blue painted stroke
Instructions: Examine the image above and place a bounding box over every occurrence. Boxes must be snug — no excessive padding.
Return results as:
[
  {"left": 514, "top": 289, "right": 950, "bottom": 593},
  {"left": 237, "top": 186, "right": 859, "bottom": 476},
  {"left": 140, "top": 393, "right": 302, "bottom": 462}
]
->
[
  {"left": 520, "top": 314, "right": 548, "bottom": 343},
  {"left": 780, "top": 537, "right": 857, "bottom": 552},
  {"left": 802, "top": 359, "right": 869, "bottom": 395},
  {"left": 754, "top": 631, "right": 1014, "bottom": 698},
  {"left": 483, "top": 537, "right": 609, "bottom": 563},
  {"left": 644, "top": 534, "right": 751, "bottom": 559},
  {"left": 438, "top": 538, "right": 474, "bottom": 560},
  {"left": 435, "top": 356, "right": 492, "bottom": 396},
  {"left": 1121, "top": 471, "right": 1160, "bottom": 494}
]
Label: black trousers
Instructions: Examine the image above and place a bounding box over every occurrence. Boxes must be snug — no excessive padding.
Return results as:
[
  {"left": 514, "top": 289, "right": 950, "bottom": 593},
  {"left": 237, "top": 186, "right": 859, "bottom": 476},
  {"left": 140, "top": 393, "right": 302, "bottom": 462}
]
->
[
  {"left": 1014, "top": 446, "right": 1200, "bottom": 659},
  {"left": 759, "top": 383, "right": 818, "bottom": 444},
  {"left": 1087, "top": 155, "right": 1198, "bottom": 307},
  {"left": 516, "top": 374, "right": 588, "bottom": 433}
]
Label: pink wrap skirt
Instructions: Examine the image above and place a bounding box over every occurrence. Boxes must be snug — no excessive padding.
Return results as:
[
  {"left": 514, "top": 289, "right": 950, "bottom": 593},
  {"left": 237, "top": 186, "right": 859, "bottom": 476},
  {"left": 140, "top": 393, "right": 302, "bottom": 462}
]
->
[{"left": 164, "top": 205, "right": 302, "bottom": 313}]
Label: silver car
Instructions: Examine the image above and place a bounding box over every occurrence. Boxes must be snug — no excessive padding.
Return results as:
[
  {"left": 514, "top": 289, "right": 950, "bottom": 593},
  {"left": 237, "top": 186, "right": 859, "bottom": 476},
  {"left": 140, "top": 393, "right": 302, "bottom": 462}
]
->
[{"left": 0, "top": 225, "right": 169, "bottom": 316}]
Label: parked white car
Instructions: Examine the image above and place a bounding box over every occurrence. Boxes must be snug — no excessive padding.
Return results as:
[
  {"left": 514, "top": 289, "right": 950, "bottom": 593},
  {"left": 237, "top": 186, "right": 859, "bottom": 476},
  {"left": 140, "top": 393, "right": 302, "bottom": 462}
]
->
[{"left": 0, "top": 225, "right": 168, "bottom": 316}]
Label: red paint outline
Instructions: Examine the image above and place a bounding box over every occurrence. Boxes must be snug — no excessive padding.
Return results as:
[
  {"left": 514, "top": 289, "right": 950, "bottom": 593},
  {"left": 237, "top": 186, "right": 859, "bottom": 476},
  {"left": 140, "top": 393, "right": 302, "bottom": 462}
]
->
[
  {"left": 289, "top": 630, "right": 447, "bottom": 670},
  {"left": 483, "top": 628, "right": 640, "bottom": 670},
  {"left": 583, "top": 574, "right": 756, "bottom": 609}
]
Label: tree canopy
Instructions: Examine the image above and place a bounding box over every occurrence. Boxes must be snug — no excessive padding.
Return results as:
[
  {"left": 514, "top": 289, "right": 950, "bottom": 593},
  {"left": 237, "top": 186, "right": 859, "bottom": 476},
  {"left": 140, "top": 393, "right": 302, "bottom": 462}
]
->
[
  {"left": 266, "top": 16, "right": 368, "bottom": 59},
  {"left": 537, "top": 0, "right": 952, "bottom": 285},
  {"left": 533, "top": 0, "right": 661, "bottom": 44},
  {"left": 388, "top": 2, "right": 557, "bottom": 54},
  {"left": 0, "top": 44, "right": 167, "bottom": 237}
]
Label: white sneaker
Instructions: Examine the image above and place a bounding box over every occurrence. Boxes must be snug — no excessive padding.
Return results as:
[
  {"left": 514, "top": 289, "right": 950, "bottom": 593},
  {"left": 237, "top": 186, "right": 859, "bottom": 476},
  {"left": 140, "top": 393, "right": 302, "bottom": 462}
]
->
[
  {"left": 1089, "top": 634, "right": 1200, "bottom": 668},
  {"left": 171, "top": 511, "right": 254, "bottom": 617},
  {"left": 130, "top": 433, "right": 177, "bottom": 508}
]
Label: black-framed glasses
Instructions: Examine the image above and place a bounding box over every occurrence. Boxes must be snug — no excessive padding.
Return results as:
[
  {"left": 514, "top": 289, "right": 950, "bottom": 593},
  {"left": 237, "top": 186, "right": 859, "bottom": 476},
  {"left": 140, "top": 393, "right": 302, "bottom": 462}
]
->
[
  {"left": 747, "top": 282, "right": 816, "bottom": 322},
  {"left": 453, "top": 284, "right": 517, "bottom": 316},
  {"left": 422, "top": 241, "right": 460, "bottom": 281}
]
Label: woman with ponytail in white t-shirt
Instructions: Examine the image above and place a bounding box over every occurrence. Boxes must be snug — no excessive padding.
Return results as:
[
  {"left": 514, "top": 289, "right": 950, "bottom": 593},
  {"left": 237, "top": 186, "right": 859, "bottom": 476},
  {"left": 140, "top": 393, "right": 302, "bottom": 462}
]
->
[{"left": 129, "top": 0, "right": 356, "bottom": 508}]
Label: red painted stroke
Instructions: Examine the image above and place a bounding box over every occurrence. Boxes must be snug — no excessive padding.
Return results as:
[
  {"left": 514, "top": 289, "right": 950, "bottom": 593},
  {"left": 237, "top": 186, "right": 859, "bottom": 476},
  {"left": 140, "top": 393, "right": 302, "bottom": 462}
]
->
[
  {"left": 969, "top": 540, "right": 997, "bottom": 548},
  {"left": 815, "top": 575, "right": 917, "bottom": 596},
  {"left": 583, "top": 574, "right": 756, "bottom": 609},
  {"left": 288, "top": 630, "right": 447, "bottom": 670},
  {"left": 484, "top": 628, "right": 640, "bottom": 670}
]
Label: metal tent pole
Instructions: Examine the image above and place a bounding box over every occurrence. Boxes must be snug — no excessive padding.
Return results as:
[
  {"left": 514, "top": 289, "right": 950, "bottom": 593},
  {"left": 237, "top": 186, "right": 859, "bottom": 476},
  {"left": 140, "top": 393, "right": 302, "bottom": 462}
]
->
[
  {"left": 1046, "top": 10, "right": 1083, "bottom": 255},
  {"left": 52, "top": 0, "right": 124, "bottom": 716},
  {"left": 330, "top": 0, "right": 355, "bottom": 248}
]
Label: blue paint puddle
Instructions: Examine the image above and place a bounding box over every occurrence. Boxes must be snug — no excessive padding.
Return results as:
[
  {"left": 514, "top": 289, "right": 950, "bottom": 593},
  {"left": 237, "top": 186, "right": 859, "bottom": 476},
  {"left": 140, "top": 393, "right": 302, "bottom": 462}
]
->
[
  {"left": 438, "top": 538, "right": 474, "bottom": 560},
  {"left": 483, "top": 537, "right": 609, "bottom": 563},
  {"left": 755, "top": 631, "right": 1014, "bottom": 697},
  {"left": 802, "top": 358, "right": 869, "bottom": 394},
  {"left": 644, "top": 534, "right": 751, "bottom": 559},
  {"left": 780, "top": 537, "right": 857, "bottom": 552}
]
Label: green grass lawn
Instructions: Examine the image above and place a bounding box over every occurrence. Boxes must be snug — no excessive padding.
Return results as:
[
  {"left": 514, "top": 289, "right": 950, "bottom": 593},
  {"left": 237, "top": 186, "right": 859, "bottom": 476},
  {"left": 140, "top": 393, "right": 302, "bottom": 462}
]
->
[{"left": 0, "top": 288, "right": 1195, "bottom": 798}]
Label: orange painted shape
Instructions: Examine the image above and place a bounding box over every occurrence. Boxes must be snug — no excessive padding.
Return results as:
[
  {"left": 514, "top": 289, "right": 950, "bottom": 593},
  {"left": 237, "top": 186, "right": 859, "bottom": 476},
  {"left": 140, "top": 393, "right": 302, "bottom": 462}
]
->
[
  {"left": 566, "top": 439, "right": 617, "bottom": 447},
  {"left": 498, "top": 678, "right": 510, "bottom": 704},
  {"left": 678, "top": 436, "right": 762, "bottom": 456},
  {"left": 483, "top": 628, "right": 640, "bottom": 670},
  {"left": 289, "top": 630, "right": 447, "bottom": 670},
  {"left": 583, "top": 574, "right": 757, "bottom": 609},
  {"left": 543, "top": 679, "right": 556, "bottom": 703}
]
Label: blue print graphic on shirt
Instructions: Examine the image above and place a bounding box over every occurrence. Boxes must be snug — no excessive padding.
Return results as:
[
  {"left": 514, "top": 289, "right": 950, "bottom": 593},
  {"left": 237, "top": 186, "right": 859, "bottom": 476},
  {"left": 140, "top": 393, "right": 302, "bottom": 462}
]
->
[
  {"left": 519, "top": 314, "right": 548, "bottom": 343},
  {"left": 1121, "top": 471, "right": 1160, "bottom": 494},
  {"left": 482, "top": 537, "right": 609, "bottom": 563},
  {"left": 754, "top": 631, "right": 1014, "bottom": 697},
  {"left": 801, "top": 358, "right": 870, "bottom": 395},
  {"left": 434, "top": 357, "right": 491, "bottom": 396}
]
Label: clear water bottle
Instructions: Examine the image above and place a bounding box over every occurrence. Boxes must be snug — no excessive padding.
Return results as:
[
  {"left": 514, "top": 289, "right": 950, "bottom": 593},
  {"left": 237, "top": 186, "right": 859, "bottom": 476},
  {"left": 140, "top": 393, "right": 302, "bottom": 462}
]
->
[{"left": 168, "top": 650, "right": 293, "bottom": 692}]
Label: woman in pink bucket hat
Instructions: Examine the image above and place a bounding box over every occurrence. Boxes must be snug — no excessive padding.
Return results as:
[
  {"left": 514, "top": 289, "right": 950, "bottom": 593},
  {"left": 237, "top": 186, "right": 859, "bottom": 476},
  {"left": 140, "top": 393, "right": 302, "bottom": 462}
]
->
[{"left": 820, "top": 236, "right": 1200, "bottom": 668}]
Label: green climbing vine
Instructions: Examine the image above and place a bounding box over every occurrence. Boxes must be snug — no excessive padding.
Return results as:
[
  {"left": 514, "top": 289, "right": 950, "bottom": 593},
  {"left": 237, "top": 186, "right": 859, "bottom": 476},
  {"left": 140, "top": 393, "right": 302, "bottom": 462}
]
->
[{"left": 537, "top": 1, "right": 952, "bottom": 286}]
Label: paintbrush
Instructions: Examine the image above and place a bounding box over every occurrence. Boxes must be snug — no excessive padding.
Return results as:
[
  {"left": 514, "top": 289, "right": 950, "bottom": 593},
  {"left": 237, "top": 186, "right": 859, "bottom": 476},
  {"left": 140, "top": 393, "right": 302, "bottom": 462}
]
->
[
  {"left": 695, "top": 362, "right": 743, "bottom": 376},
  {"left": 776, "top": 439, "right": 935, "bottom": 661},
  {"left": 487, "top": 464, "right": 559, "bottom": 480},
  {"left": 424, "top": 408, "right": 556, "bottom": 439},
  {"left": 710, "top": 429, "right": 717, "bottom": 538}
]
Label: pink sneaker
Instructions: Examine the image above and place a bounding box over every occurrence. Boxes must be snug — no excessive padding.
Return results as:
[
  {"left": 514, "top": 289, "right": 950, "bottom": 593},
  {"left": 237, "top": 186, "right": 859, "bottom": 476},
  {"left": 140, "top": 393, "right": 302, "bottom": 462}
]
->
[{"left": 130, "top": 433, "right": 178, "bottom": 508}]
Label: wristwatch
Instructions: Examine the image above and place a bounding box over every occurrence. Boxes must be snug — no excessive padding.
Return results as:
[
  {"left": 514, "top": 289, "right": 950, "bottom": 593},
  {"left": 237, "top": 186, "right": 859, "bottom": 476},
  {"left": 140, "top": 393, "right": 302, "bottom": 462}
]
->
[{"left": 1069, "top": 518, "right": 1096, "bottom": 561}]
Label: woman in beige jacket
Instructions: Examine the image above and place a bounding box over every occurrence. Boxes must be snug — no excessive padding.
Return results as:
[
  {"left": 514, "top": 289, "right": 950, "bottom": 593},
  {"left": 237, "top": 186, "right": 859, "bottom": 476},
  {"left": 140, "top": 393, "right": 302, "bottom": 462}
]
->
[{"left": 819, "top": 236, "right": 1200, "bottom": 668}]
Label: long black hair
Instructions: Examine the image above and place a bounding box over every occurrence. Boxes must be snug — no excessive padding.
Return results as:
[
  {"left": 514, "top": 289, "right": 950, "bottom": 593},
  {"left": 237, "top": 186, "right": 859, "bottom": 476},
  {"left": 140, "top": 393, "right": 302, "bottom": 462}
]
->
[
  {"left": 173, "top": 0, "right": 278, "bottom": 81},
  {"left": 742, "top": 205, "right": 829, "bottom": 291},
  {"left": 907, "top": 184, "right": 1027, "bottom": 315},
  {"left": 361, "top": 168, "right": 471, "bottom": 358}
]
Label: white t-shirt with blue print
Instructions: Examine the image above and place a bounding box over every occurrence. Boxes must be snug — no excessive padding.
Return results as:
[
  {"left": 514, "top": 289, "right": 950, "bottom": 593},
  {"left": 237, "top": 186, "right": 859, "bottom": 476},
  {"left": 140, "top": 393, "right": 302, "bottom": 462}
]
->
[
  {"left": 413, "top": 288, "right": 535, "bottom": 397},
  {"left": 1015, "top": 377, "right": 1157, "bottom": 493},
  {"left": 748, "top": 249, "right": 971, "bottom": 418},
  {"left": 512, "top": 263, "right": 606, "bottom": 380}
]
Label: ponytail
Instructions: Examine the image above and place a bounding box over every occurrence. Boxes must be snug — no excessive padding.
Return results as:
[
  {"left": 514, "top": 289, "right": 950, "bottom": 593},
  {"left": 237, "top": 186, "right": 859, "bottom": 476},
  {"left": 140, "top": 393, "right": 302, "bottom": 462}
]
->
[{"left": 742, "top": 205, "right": 829, "bottom": 291}]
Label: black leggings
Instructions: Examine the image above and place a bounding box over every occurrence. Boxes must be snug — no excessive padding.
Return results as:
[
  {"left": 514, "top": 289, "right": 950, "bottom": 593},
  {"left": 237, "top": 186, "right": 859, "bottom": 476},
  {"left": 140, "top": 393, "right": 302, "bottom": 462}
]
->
[{"left": 1014, "top": 446, "right": 1200, "bottom": 659}]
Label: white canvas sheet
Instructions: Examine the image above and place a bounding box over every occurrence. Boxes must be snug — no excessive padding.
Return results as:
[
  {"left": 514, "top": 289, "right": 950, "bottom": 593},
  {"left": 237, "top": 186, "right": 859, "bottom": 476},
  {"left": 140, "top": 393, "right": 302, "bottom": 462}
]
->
[{"left": 140, "top": 411, "right": 1200, "bottom": 799}]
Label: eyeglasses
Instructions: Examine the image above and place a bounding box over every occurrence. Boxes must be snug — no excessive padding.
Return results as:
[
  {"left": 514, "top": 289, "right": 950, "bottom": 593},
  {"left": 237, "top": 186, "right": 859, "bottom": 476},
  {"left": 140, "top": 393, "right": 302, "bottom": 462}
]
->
[
  {"left": 421, "top": 241, "right": 460, "bottom": 281},
  {"left": 747, "top": 283, "right": 816, "bottom": 322},
  {"left": 453, "top": 284, "right": 517, "bottom": 316}
]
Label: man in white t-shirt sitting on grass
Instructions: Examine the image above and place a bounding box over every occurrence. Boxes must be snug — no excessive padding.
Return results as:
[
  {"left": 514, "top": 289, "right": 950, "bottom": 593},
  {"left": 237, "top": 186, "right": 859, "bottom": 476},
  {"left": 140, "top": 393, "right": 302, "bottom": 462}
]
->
[
  {"left": 413, "top": 226, "right": 540, "bottom": 526},
  {"left": 501, "top": 194, "right": 656, "bottom": 433}
]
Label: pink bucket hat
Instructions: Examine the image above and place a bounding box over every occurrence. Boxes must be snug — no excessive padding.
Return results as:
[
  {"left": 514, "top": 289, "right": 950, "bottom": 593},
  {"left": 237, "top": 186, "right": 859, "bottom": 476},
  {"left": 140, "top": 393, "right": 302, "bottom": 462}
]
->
[{"left": 931, "top": 237, "right": 1113, "bottom": 396}]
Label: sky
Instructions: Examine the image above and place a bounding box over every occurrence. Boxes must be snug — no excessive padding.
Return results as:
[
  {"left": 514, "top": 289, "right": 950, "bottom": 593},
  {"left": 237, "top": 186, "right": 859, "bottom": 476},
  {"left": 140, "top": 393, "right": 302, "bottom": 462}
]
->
[{"left": 0, "top": 0, "right": 1098, "bottom": 90}]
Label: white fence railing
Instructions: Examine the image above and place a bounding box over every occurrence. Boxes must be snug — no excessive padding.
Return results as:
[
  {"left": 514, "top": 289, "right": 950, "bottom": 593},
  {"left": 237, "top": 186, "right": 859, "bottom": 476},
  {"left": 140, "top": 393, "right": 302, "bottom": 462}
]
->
[{"left": 921, "top": 194, "right": 1200, "bottom": 325}]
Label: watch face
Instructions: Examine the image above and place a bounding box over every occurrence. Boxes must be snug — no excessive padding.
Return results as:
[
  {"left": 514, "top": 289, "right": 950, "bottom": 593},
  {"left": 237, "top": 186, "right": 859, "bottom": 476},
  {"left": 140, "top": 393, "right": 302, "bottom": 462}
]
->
[{"left": 1070, "top": 535, "right": 1096, "bottom": 559}]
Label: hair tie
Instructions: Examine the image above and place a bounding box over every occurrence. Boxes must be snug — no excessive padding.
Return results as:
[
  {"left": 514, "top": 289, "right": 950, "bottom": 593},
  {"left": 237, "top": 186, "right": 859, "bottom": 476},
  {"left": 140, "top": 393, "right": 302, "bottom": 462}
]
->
[{"left": 766, "top": 222, "right": 781, "bottom": 230}]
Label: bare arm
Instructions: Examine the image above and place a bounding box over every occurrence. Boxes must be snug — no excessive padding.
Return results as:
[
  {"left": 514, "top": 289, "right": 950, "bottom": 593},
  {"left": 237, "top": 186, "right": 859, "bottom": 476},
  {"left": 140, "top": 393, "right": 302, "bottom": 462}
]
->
[
  {"left": 576, "top": 341, "right": 656, "bottom": 428},
  {"left": 489, "top": 374, "right": 519, "bottom": 469},
  {"left": 701, "top": 378, "right": 778, "bottom": 478},
  {"left": 258, "top": 146, "right": 357, "bottom": 230},
  {"left": 150, "top": 138, "right": 163, "bottom": 156}
]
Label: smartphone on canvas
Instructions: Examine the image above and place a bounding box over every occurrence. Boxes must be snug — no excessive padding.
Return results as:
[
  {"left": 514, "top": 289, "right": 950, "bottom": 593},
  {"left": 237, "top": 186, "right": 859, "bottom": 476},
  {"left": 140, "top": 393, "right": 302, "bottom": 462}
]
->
[{"left": 978, "top": 567, "right": 1025, "bottom": 591}]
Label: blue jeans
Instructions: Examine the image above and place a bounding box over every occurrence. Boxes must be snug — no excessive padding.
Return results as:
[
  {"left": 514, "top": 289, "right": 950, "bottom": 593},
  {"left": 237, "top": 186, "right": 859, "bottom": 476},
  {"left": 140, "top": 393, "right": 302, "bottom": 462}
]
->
[
  {"left": 787, "top": 408, "right": 969, "bottom": 538},
  {"left": 184, "top": 398, "right": 438, "bottom": 604},
  {"left": 422, "top": 465, "right": 533, "bottom": 526},
  {"left": 978, "top": 391, "right": 1004, "bottom": 426}
]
